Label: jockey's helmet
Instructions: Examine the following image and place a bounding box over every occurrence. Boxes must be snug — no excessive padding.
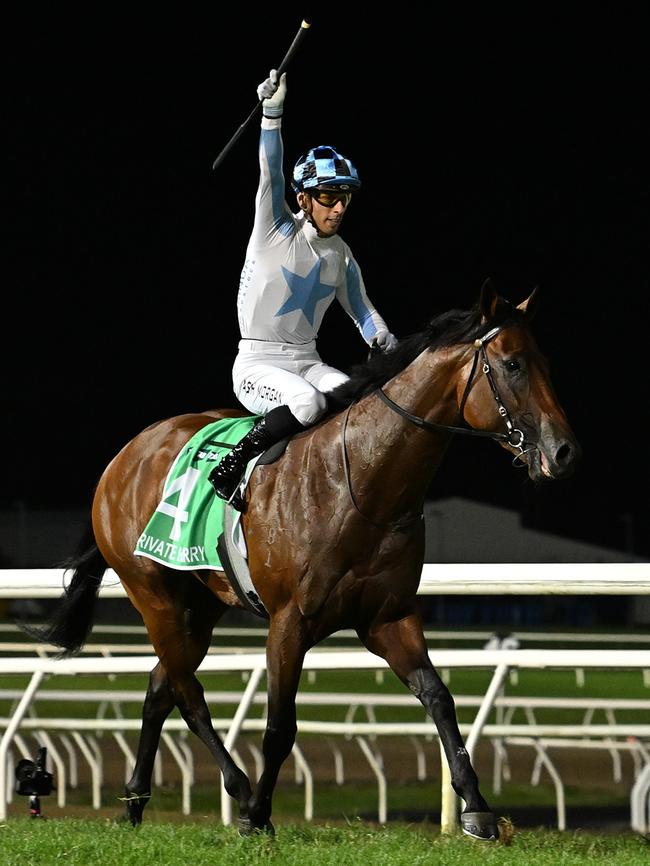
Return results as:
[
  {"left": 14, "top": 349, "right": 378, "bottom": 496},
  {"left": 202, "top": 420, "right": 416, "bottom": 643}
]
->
[{"left": 292, "top": 145, "right": 361, "bottom": 193}]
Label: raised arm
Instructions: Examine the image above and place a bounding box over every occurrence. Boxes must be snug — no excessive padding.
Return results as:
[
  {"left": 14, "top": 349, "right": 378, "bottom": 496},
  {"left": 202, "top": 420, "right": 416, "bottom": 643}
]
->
[{"left": 249, "top": 70, "right": 294, "bottom": 246}]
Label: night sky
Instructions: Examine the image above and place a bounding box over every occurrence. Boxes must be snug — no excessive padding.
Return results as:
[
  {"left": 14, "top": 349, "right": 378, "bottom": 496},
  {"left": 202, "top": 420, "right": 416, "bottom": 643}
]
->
[{"left": 6, "top": 9, "right": 648, "bottom": 557}]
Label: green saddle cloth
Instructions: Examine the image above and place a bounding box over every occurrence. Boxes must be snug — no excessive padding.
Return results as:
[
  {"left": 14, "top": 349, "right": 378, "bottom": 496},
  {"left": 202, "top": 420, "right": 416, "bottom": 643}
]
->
[{"left": 134, "top": 416, "right": 259, "bottom": 570}]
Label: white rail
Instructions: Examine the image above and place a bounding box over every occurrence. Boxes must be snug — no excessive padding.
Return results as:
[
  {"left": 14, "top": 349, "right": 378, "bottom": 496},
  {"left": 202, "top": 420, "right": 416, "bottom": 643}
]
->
[
  {"left": 1, "top": 562, "right": 649, "bottom": 598},
  {"left": 2, "top": 648, "right": 650, "bottom": 675},
  {"left": 1, "top": 649, "right": 650, "bottom": 831},
  {"left": 2, "top": 563, "right": 650, "bottom": 830}
]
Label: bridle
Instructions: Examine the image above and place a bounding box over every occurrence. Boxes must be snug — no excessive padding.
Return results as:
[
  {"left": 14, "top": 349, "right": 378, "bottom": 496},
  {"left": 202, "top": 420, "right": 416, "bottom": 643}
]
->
[
  {"left": 373, "top": 323, "right": 529, "bottom": 458},
  {"left": 341, "top": 323, "right": 532, "bottom": 530}
]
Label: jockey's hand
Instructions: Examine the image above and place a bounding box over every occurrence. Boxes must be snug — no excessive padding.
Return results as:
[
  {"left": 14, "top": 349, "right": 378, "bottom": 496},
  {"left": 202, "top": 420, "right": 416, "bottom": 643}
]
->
[
  {"left": 374, "top": 330, "right": 398, "bottom": 353},
  {"left": 257, "top": 69, "right": 287, "bottom": 118}
]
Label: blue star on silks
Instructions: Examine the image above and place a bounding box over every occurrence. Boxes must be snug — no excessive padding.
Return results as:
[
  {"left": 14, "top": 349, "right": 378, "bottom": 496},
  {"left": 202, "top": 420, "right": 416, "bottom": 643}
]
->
[{"left": 275, "top": 261, "right": 334, "bottom": 326}]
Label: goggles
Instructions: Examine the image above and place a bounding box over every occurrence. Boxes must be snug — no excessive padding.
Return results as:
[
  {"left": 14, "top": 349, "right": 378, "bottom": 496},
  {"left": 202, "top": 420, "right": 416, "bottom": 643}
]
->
[{"left": 310, "top": 189, "right": 353, "bottom": 208}]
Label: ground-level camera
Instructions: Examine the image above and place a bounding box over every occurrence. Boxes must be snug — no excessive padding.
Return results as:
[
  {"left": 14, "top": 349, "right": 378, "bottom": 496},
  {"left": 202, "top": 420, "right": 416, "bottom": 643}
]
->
[{"left": 15, "top": 746, "right": 54, "bottom": 818}]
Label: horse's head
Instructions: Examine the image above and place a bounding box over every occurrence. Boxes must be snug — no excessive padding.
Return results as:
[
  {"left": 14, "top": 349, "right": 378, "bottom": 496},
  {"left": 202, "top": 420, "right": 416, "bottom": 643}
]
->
[{"left": 459, "top": 280, "right": 581, "bottom": 481}]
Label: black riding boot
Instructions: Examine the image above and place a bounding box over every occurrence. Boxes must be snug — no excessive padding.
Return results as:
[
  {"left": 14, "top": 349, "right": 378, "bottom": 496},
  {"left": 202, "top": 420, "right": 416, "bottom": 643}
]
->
[{"left": 209, "top": 418, "right": 276, "bottom": 511}]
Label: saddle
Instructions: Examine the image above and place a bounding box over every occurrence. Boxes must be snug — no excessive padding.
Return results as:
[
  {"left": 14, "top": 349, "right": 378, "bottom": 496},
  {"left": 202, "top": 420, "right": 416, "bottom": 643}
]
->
[{"left": 215, "top": 436, "right": 291, "bottom": 621}]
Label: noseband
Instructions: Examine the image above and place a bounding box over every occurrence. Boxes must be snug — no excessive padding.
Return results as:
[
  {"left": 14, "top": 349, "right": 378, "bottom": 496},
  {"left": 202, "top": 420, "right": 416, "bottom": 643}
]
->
[{"left": 374, "top": 324, "right": 527, "bottom": 457}]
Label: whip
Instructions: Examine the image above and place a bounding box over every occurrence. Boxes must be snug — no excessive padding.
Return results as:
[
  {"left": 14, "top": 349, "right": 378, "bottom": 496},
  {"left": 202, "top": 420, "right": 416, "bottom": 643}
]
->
[{"left": 211, "top": 19, "right": 311, "bottom": 171}]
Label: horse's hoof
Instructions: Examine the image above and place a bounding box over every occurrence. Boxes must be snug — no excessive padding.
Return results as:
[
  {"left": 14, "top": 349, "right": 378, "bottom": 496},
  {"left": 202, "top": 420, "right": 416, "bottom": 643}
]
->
[
  {"left": 237, "top": 817, "right": 275, "bottom": 837},
  {"left": 118, "top": 791, "right": 149, "bottom": 827},
  {"left": 461, "top": 811, "right": 499, "bottom": 841}
]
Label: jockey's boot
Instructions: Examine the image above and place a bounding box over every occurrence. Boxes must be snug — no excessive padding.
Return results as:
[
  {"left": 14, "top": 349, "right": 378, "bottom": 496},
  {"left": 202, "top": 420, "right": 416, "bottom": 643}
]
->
[{"left": 209, "top": 418, "right": 277, "bottom": 511}]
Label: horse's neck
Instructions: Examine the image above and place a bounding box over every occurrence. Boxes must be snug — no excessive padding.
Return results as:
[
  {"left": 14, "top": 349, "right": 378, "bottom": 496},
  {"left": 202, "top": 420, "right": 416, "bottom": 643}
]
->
[
  {"left": 346, "top": 345, "right": 468, "bottom": 520},
  {"left": 383, "top": 345, "right": 467, "bottom": 429}
]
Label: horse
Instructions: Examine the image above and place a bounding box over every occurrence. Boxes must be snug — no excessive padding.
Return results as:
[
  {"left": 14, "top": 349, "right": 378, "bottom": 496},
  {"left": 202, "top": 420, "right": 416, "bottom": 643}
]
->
[{"left": 32, "top": 281, "right": 579, "bottom": 840}]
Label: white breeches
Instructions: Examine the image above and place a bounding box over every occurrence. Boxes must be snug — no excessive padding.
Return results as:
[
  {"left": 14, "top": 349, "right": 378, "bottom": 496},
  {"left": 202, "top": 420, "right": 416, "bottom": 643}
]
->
[{"left": 232, "top": 339, "right": 349, "bottom": 425}]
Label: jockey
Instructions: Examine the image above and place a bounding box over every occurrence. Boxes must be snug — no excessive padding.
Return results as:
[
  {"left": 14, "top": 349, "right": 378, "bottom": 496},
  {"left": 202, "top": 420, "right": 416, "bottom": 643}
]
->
[{"left": 209, "top": 69, "right": 397, "bottom": 510}]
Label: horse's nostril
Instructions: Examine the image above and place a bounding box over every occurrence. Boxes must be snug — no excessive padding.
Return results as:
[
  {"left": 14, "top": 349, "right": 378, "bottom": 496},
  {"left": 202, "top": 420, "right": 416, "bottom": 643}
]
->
[{"left": 556, "top": 441, "right": 574, "bottom": 466}]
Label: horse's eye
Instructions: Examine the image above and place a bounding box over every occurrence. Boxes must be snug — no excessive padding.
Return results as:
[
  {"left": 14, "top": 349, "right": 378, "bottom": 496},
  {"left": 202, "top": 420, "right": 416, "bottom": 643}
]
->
[{"left": 505, "top": 359, "right": 521, "bottom": 372}]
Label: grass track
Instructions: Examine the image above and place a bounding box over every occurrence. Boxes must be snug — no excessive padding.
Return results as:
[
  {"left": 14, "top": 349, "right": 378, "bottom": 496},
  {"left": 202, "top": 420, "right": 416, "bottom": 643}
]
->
[{"left": 1, "top": 820, "right": 649, "bottom": 866}]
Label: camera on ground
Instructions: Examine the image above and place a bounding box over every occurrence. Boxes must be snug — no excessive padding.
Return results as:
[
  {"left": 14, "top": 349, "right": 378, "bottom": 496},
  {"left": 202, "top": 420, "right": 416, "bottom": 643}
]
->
[{"left": 15, "top": 746, "right": 54, "bottom": 817}]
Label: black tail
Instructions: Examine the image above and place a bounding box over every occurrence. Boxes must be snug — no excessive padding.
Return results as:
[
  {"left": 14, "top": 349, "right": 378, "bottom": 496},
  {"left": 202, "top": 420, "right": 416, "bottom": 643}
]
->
[{"left": 21, "top": 522, "right": 108, "bottom": 657}]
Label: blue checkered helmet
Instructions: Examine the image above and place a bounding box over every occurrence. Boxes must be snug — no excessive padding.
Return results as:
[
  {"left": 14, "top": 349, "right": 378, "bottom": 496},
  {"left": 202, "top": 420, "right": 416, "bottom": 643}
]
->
[{"left": 292, "top": 145, "right": 361, "bottom": 192}]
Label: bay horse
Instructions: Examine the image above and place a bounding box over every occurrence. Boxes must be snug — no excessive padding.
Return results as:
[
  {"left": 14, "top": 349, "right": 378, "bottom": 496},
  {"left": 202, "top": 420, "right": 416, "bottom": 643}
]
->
[{"left": 33, "top": 281, "right": 579, "bottom": 840}]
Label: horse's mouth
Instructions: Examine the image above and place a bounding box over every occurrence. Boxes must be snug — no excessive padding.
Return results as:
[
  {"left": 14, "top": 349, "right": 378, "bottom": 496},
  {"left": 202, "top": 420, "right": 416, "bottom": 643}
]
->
[
  {"left": 525, "top": 442, "right": 579, "bottom": 481},
  {"left": 540, "top": 451, "right": 554, "bottom": 478},
  {"left": 518, "top": 446, "right": 554, "bottom": 481}
]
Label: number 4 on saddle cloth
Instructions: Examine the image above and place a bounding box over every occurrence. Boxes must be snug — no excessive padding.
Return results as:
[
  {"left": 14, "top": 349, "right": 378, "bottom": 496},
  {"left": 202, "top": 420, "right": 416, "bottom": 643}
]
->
[{"left": 134, "top": 417, "right": 280, "bottom": 619}]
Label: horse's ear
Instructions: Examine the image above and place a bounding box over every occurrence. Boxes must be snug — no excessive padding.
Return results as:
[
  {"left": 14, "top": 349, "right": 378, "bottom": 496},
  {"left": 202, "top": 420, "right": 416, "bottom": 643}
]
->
[
  {"left": 517, "top": 286, "right": 540, "bottom": 321},
  {"left": 479, "top": 278, "right": 500, "bottom": 322}
]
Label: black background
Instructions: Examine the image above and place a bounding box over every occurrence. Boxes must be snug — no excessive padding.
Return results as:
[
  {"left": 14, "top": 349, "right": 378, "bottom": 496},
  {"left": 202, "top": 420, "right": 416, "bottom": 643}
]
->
[{"left": 5, "top": 8, "right": 648, "bottom": 557}]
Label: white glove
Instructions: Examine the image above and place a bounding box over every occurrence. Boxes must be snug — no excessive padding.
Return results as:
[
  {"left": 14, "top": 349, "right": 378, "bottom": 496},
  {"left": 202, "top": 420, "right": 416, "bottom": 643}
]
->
[
  {"left": 257, "top": 69, "right": 287, "bottom": 118},
  {"left": 374, "top": 330, "right": 398, "bottom": 353}
]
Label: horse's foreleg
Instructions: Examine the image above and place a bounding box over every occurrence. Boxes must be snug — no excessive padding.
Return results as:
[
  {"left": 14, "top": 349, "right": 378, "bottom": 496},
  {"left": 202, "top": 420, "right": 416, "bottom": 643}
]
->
[
  {"left": 245, "top": 606, "right": 308, "bottom": 834},
  {"left": 122, "top": 662, "right": 175, "bottom": 825},
  {"left": 358, "top": 614, "right": 498, "bottom": 840}
]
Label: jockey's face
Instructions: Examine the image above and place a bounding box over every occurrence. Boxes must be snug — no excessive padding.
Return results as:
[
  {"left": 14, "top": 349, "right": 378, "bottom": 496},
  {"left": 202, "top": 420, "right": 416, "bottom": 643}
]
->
[{"left": 297, "top": 190, "right": 351, "bottom": 237}]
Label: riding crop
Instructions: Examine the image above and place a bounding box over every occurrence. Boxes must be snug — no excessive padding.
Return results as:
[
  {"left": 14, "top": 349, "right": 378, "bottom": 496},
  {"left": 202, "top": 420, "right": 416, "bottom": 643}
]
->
[{"left": 211, "top": 19, "right": 311, "bottom": 171}]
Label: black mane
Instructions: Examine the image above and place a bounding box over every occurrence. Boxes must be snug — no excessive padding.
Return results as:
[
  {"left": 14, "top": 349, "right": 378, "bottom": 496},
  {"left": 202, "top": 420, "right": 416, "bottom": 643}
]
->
[{"left": 329, "top": 300, "right": 526, "bottom": 408}]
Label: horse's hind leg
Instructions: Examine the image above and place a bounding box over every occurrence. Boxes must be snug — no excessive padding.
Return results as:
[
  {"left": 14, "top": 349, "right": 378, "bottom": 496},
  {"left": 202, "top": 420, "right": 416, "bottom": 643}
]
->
[
  {"left": 122, "top": 586, "right": 229, "bottom": 824},
  {"left": 122, "top": 661, "right": 175, "bottom": 824},
  {"left": 357, "top": 614, "right": 498, "bottom": 841},
  {"left": 123, "top": 574, "right": 252, "bottom": 824}
]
